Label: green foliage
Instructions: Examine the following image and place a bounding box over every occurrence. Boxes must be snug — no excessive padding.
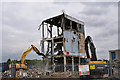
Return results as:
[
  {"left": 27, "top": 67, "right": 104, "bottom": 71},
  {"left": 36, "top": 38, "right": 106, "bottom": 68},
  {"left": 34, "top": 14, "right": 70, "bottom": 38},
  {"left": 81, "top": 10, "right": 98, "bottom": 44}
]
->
[
  {"left": 98, "top": 59, "right": 102, "bottom": 61},
  {"left": 11, "top": 60, "right": 19, "bottom": 63},
  {"left": 103, "top": 59, "right": 109, "bottom": 62},
  {"left": 6, "top": 58, "right": 47, "bottom": 66},
  {"left": 25, "top": 59, "right": 47, "bottom": 66},
  {"left": 7, "top": 58, "right": 11, "bottom": 64}
]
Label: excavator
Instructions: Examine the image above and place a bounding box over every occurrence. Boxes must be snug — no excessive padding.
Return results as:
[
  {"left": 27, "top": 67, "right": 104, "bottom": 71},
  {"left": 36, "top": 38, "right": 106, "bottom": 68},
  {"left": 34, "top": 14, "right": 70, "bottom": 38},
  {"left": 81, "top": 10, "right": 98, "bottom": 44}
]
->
[
  {"left": 80, "top": 36, "right": 108, "bottom": 78},
  {"left": 9, "top": 44, "right": 46, "bottom": 69},
  {"left": 83, "top": 36, "right": 106, "bottom": 64}
]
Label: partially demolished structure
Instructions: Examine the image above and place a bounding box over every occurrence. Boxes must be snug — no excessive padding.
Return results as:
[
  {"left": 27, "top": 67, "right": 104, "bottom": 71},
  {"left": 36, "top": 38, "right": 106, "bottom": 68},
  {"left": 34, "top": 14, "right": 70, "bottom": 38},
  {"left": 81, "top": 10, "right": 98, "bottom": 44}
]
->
[{"left": 39, "top": 13, "right": 86, "bottom": 72}]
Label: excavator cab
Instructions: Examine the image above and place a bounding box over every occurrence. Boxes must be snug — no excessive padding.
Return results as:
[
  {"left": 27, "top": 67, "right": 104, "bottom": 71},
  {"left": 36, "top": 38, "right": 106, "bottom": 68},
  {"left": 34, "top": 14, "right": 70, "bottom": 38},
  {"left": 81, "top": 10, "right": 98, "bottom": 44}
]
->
[{"left": 80, "top": 58, "right": 91, "bottom": 65}]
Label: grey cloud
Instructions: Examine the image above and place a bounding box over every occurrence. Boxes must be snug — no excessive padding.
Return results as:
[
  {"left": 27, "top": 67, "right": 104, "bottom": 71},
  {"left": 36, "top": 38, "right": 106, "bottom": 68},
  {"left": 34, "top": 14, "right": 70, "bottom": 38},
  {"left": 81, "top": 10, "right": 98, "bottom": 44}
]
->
[
  {"left": 2, "top": 2, "right": 118, "bottom": 62},
  {"left": 79, "top": 2, "right": 118, "bottom": 60},
  {"left": 0, "top": 3, "right": 2, "bottom": 63},
  {"left": 81, "top": 7, "right": 108, "bottom": 16},
  {"left": 94, "top": 27, "right": 118, "bottom": 40},
  {"left": 81, "top": 2, "right": 117, "bottom": 7},
  {"left": 118, "top": 2, "right": 120, "bottom": 49},
  {"left": 53, "top": 2, "right": 70, "bottom": 5},
  {"left": 77, "top": 2, "right": 118, "bottom": 28},
  {"left": 97, "top": 50, "right": 109, "bottom": 60}
]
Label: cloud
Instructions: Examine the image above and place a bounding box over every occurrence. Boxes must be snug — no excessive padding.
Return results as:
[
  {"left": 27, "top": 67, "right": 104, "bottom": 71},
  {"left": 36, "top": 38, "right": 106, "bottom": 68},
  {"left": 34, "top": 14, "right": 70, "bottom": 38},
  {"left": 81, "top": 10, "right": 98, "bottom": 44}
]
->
[
  {"left": 80, "top": 2, "right": 118, "bottom": 60},
  {"left": 0, "top": 2, "right": 2, "bottom": 63},
  {"left": 118, "top": 2, "right": 120, "bottom": 49},
  {"left": 2, "top": 2, "right": 118, "bottom": 62}
]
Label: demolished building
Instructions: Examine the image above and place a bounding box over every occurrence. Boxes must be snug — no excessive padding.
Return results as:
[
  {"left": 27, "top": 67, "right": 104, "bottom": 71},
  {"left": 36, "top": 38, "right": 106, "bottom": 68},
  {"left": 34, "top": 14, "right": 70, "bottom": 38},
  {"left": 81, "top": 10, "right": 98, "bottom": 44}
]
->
[{"left": 39, "top": 13, "right": 86, "bottom": 72}]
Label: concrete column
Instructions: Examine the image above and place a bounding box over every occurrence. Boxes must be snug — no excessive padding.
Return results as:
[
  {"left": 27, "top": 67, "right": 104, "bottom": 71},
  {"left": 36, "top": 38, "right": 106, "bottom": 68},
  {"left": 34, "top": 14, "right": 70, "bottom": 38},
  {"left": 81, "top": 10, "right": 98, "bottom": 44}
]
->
[
  {"left": 64, "top": 56, "right": 66, "bottom": 72},
  {"left": 51, "top": 38, "right": 54, "bottom": 71},
  {"left": 52, "top": 38, "right": 54, "bottom": 55},
  {"left": 72, "top": 57, "right": 74, "bottom": 73},
  {"left": 79, "top": 56, "right": 80, "bottom": 65},
  {"left": 42, "top": 22, "right": 44, "bottom": 53},
  {"left": 52, "top": 57, "right": 55, "bottom": 72},
  {"left": 47, "top": 24, "right": 48, "bottom": 38},
  {"left": 57, "top": 27, "right": 59, "bottom": 36}
]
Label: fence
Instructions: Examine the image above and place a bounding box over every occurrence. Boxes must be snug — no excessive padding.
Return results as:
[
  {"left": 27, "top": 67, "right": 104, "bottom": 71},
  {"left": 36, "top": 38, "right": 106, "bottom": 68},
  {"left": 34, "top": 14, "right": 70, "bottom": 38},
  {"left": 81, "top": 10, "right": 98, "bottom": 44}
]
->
[
  {"left": 27, "top": 61, "right": 120, "bottom": 79},
  {"left": 112, "top": 61, "right": 120, "bottom": 79},
  {"left": 52, "top": 64, "right": 79, "bottom": 72}
]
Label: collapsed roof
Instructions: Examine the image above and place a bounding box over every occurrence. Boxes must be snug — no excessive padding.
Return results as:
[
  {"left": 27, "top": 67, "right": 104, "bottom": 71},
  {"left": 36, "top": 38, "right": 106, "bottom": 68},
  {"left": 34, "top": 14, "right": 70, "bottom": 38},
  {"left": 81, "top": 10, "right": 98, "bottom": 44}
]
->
[{"left": 42, "top": 13, "right": 84, "bottom": 27}]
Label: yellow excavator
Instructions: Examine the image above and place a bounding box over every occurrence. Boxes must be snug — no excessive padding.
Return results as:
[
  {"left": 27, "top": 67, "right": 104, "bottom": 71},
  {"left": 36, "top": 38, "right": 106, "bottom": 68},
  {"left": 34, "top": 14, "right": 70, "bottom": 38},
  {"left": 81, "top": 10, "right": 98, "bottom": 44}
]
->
[
  {"left": 84, "top": 36, "right": 106, "bottom": 64},
  {"left": 9, "top": 45, "right": 45, "bottom": 69},
  {"left": 80, "top": 36, "right": 107, "bottom": 78}
]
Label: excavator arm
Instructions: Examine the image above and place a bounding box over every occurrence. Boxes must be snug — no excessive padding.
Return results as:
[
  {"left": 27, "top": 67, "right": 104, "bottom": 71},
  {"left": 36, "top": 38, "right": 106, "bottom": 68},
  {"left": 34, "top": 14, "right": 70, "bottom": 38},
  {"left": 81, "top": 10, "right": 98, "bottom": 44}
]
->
[
  {"left": 20, "top": 45, "right": 45, "bottom": 64},
  {"left": 21, "top": 47, "right": 33, "bottom": 64},
  {"left": 85, "top": 36, "right": 97, "bottom": 61},
  {"left": 31, "top": 45, "right": 46, "bottom": 57}
]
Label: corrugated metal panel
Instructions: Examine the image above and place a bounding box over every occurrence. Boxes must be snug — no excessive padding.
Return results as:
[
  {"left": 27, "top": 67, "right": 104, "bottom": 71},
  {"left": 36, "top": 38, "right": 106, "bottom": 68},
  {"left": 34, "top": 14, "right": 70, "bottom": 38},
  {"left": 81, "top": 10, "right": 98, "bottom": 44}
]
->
[
  {"left": 64, "top": 30, "right": 72, "bottom": 53},
  {"left": 64, "top": 30, "right": 80, "bottom": 54}
]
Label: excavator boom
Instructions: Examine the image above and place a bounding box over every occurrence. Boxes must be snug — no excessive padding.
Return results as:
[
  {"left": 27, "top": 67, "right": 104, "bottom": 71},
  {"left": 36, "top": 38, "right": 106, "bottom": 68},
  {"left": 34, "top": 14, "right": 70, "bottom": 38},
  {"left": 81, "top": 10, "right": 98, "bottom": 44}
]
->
[
  {"left": 85, "top": 36, "right": 97, "bottom": 61},
  {"left": 31, "top": 45, "right": 46, "bottom": 57},
  {"left": 21, "top": 47, "right": 33, "bottom": 64},
  {"left": 20, "top": 45, "right": 45, "bottom": 64}
]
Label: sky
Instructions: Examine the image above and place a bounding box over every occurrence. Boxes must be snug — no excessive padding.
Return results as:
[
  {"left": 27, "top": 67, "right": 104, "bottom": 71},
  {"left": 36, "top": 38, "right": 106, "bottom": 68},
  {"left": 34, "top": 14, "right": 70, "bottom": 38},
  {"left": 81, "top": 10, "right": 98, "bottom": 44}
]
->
[{"left": 1, "top": 1, "right": 118, "bottom": 62}]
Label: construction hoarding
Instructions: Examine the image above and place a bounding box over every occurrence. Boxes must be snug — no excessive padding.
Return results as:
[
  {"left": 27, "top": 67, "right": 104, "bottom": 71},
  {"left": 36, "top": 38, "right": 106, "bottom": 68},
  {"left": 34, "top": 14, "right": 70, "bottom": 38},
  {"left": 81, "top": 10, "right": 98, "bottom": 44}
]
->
[{"left": 79, "top": 65, "right": 90, "bottom": 76}]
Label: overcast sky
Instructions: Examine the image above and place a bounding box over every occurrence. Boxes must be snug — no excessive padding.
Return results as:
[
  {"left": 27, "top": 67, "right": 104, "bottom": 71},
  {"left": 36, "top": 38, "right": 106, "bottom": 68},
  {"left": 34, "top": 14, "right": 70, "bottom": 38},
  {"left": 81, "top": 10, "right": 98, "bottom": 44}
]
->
[{"left": 1, "top": 2, "right": 118, "bottom": 62}]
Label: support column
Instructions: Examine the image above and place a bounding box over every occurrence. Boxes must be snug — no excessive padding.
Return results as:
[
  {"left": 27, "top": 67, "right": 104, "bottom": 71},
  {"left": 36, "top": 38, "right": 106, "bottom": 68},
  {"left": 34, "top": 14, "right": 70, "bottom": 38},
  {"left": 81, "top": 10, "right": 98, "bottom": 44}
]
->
[
  {"left": 72, "top": 56, "right": 74, "bottom": 73},
  {"left": 57, "top": 27, "right": 59, "bottom": 36},
  {"left": 64, "top": 56, "right": 66, "bottom": 72},
  {"left": 47, "top": 24, "right": 48, "bottom": 38},
  {"left": 52, "top": 38, "right": 54, "bottom": 56},
  {"left": 50, "top": 25, "right": 53, "bottom": 70},
  {"left": 52, "top": 57, "right": 55, "bottom": 72},
  {"left": 51, "top": 38, "right": 54, "bottom": 71},
  {"left": 42, "top": 22, "right": 44, "bottom": 53},
  {"left": 79, "top": 56, "right": 80, "bottom": 65}
]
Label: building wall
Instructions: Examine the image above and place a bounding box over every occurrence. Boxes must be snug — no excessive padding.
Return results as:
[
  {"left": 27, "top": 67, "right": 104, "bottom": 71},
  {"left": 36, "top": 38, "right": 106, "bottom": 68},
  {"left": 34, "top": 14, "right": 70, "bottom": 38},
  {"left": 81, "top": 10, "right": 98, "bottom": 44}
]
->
[
  {"left": 64, "top": 30, "right": 85, "bottom": 56},
  {"left": 79, "top": 32, "right": 85, "bottom": 54},
  {"left": 109, "top": 50, "right": 120, "bottom": 61},
  {"left": 116, "top": 50, "right": 120, "bottom": 60},
  {"left": 109, "top": 49, "right": 120, "bottom": 79}
]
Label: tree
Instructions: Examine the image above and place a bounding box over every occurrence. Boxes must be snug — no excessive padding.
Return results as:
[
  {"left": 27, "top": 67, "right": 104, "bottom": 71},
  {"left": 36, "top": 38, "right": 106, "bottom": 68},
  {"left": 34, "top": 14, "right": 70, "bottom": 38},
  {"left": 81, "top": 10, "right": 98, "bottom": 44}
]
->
[
  {"left": 12, "top": 60, "right": 18, "bottom": 63},
  {"left": 7, "top": 58, "right": 11, "bottom": 64},
  {"left": 98, "top": 59, "right": 102, "bottom": 61},
  {"left": 103, "top": 59, "right": 109, "bottom": 63}
]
